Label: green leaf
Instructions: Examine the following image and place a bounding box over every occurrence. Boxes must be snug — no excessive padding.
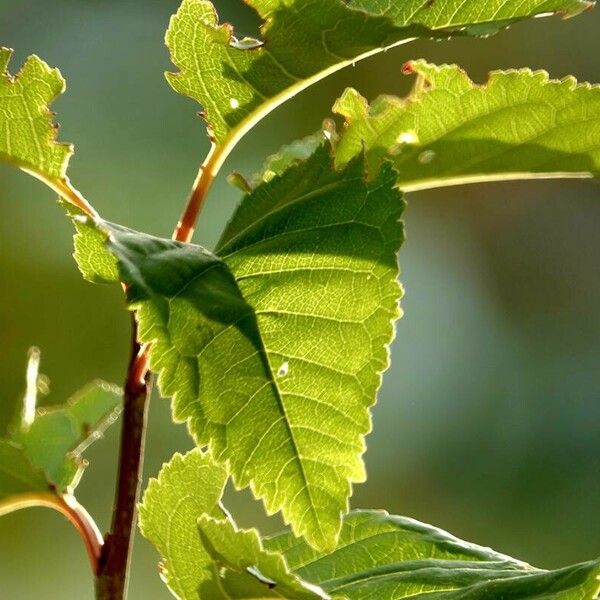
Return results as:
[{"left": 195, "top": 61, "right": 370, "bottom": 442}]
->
[
  {"left": 138, "top": 449, "right": 228, "bottom": 600},
  {"left": 0, "top": 350, "right": 121, "bottom": 514},
  {"left": 165, "top": 0, "right": 593, "bottom": 152},
  {"left": 11, "top": 380, "right": 122, "bottom": 490},
  {"left": 263, "top": 510, "right": 600, "bottom": 599},
  {"left": 334, "top": 61, "right": 600, "bottom": 191},
  {"left": 67, "top": 205, "right": 120, "bottom": 284},
  {"left": 71, "top": 144, "right": 404, "bottom": 551},
  {"left": 0, "top": 440, "right": 50, "bottom": 501},
  {"left": 0, "top": 49, "right": 96, "bottom": 216},
  {"left": 197, "top": 516, "right": 329, "bottom": 599},
  {"left": 251, "top": 123, "right": 336, "bottom": 187},
  {"left": 0, "top": 47, "right": 70, "bottom": 182}
]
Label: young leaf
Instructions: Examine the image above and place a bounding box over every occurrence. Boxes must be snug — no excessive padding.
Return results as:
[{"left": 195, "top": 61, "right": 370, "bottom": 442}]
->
[
  {"left": 71, "top": 144, "right": 405, "bottom": 551},
  {"left": 0, "top": 48, "right": 70, "bottom": 183},
  {"left": 0, "top": 440, "right": 50, "bottom": 502},
  {"left": 0, "top": 351, "right": 121, "bottom": 515},
  {"left": 165, "top": 0, "right": 594, "bottom": 157},
  {"left": 197, "top": 516, "right": 329, "bottom": 599},
  {"left": 11, "top": 381, "right": 122, "bottom": 490},
  {"left": 262, "top": 510, "right": 600, "bottom": 599},
  {"left": 334, "top": 61, "right": 600, "bottom": 191},
  {"left": 138, "top": 450, "right": 228, "bottom": 600},
  {"left": 0, "top": 48, "right": 96, "bottom": 215}
]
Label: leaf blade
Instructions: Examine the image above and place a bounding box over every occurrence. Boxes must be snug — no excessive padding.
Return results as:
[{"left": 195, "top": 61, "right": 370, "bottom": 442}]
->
[
  {"left": 138, "top": 450, "right": 228, "bottom": 600},
  {"left": 12, "top": 380, "right": 122, "bottom": 490},
  {"left": 197, "top": 516, "right": 329, "bottom": 599},
  {"left": 334, "top": 61, "right": 600, "bottom": 191},
  {"left": 265, "top": 510, "right": 600, "bottom": 600},
  {"left": 0, "top": 440, "right": 50, "bottom": 502},
  {"left": 0, "top": 47, "right": 71, "bottom": 182},
  {"left": 72, "top": 145, "right": 405, "bottom": 551},
  {"left": 164, "top": 0, "right": 595, "bottom": 151}
]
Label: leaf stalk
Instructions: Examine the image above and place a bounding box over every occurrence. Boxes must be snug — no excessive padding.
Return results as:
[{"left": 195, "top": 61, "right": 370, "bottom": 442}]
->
[{"left": 0, "top": 492, "right": 103, "bottom": 574}]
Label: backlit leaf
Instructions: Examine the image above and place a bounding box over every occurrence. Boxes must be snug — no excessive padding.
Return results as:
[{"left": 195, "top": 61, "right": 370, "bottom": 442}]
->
[
  {"left": 0, "top": 351, "right": 121, "bottom": 515},
  {"left": 334, "top": 61, "right": 600, "bottom": 191},
  {"left": 0, "top": 440, "right": 49, "bottom": 502},
  {"left": 262, "top": 510, "right": 600, "bottom": 599},
  {"left": 0, "top": 48, "right": 96, "bottom": 215},
  {"left": 197, "top": 516, "right": 329, "bottom": 599},
  {"left": 11, "top": 380, "right": 122, "bottom": 490},
  {"left": 0, "top": 47, "right": 70, "bottom": 183},
  {"left": 138, "top": 450, "right": 228, "bottom": 600},
  {"left": 71, "top": 144, "right": 404, "bottom": 551},
  {"left": 165, "top": 0, "right": 594, "bottom": 153}
]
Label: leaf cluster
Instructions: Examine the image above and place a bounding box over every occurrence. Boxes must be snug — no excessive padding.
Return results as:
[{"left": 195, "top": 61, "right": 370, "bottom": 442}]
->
[{"left": 1, "top": 0, "right": 599, "bottom": 598}]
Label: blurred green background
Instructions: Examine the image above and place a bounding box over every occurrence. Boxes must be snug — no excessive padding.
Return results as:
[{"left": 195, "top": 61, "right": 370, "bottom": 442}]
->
[{"left": 1, "top": 1, "right": 599, "bottom": 597}]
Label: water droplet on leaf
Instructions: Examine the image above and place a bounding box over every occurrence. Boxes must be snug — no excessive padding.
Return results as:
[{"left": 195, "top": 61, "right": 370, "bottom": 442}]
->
[
  {"left": 277, "top": 362, "right": 289, "bottom": 377},
  {"left": 396, "top": 131, "right": 419, "bottom": 145},
  {"left": 229, "top": 98, "right": 240, "bottom": 109}
]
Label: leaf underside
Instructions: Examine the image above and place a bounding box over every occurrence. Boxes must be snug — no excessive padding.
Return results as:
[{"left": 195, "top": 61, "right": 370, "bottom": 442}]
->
[
  {"left": 145, "top": 473, "right": 600, "bottom": 600},
  {"left": 260, "top": 510, "right": 600, "bottom": 599},
  {"left": 72, "top": 144, "right": 404, "bottom": 551},
  {"left": 198, "top": 516, "right": 328, "bottom": 599},
  {"left": 331, "top": 61, "right": 600, "bottom": 191},
  {"left": 165, "top": 0, "right": 594, "bottom": 146},
  {"left": 0, "top": 440, "right": 49, "bottom": 501}
]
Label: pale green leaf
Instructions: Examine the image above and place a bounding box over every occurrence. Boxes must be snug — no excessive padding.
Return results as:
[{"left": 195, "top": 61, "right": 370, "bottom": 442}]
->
[
  {"left": 71, "top": 144, "right": 404, "bottom": 551},
  {"left": 263, "top": 510, "right": 600, "bottom": 599},
  {"left": 197, "top": 516, "right": 329, "bottom": 599},
  {"left": 138, "top": 449, "right": 228, "bottom": 600},
  {"left": 334, "top": 61, "right": 600, "bottom": 191},
  {"left": 72, "top": 211, "right": 120, "bottom": 284},
  {"left": 0, "top": 440, "right": 50, "bottom": 501},
  {"left": 0, "top": 47, "right": 71, "bottom": 187},
  {"left": 11, "top": 380, "right": 122, "bottom": 490},
  {"left": 0, "top": 358, "right": 121, "bottom": 516},
  {"left": 165, "top": 0, "right": 593, "bottom": 151}
]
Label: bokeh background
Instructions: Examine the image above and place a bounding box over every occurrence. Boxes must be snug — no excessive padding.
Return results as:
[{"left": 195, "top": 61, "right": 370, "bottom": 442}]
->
[{"left": 1, "top": 1, "right": 599, "bottom": 597}]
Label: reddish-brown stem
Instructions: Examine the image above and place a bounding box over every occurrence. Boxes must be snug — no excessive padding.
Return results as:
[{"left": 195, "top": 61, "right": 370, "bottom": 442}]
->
[
  {"left": 94, "top": 130, "right": 222, "bottom": 597},
  {"left": 0, "top": 492, "right": 103, "bottom": 573},
  {"left": 173, "top": 144, "right": 220, "bottom": 243},
  {"left": 95, "top": 316, "right": 150, "bottom": 599}
]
